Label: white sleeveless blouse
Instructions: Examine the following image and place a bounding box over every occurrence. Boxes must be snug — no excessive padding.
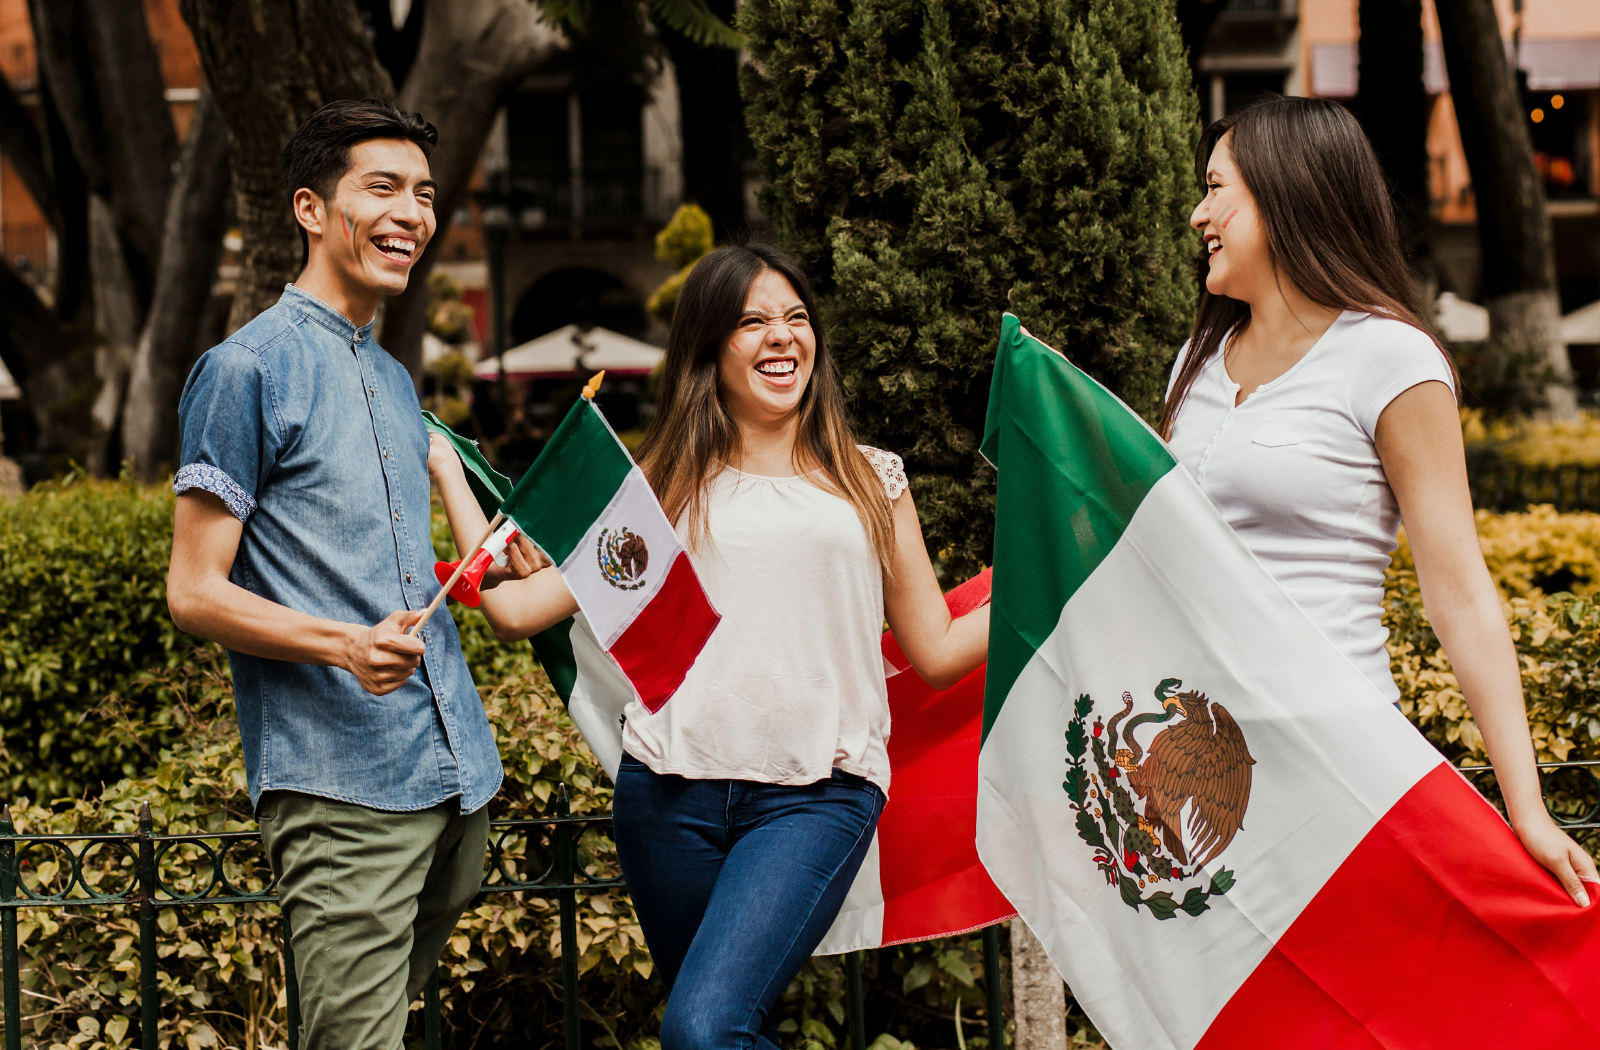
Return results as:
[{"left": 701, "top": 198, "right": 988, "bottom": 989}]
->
[{"left": 619, "top": 448, "right": 907, "bottom": 793}]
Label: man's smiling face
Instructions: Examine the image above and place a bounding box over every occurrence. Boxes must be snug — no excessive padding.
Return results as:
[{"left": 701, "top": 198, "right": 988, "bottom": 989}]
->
[{"left": 302, "top": 137, "right": 437, "bottom": 298}]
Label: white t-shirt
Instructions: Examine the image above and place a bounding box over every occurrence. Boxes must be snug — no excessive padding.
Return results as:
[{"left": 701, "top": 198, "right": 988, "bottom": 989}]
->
[
  {"left": 1166, "top": 310, "right": 1455, "bottom": 702},
  {"left": 620, "top": 448, "right": 907, "bottom": 794}
]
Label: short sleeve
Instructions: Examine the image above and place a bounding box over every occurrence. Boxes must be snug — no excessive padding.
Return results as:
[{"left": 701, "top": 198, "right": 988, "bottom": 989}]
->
[
  {"left": 1347, "top": 318, "right": 1457, "bottom": 439},
  {"left": 173, "top": 343, "right": 278, "bottom": 522},
  {"left": 858, "top": 446, "right": 908, "bottom": 500}
]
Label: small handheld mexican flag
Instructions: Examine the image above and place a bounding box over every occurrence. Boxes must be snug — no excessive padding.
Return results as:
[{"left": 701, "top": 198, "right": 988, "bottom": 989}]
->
[{"left": 424, "top": 390, "right": 719, "bottom": 737}]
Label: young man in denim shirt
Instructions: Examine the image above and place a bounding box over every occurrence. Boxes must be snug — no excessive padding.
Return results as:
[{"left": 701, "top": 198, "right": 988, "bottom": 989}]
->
[{"left": 166, "top": 99, "right": 537, "bottom": 1048}]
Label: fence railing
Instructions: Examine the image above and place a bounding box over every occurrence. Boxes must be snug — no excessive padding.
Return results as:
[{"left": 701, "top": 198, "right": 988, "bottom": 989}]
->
[
  {"left": 0, "top": 785, "right": 1004, "bottom": 1050},
  {"left": 5, "top": 762, "right": 1596, "bottom": 1050}
]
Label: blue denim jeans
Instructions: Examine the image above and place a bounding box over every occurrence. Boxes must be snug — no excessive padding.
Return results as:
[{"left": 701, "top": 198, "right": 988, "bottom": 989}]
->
[{"left": 612, "top": 753, "right": 885, "bottom": 1050}]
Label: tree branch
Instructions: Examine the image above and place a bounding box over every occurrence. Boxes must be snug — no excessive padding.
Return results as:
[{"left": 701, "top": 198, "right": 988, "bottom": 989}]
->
[
  {"left": 0, "top": 74, "right": 60, "bottom": 229},
  {"left": 179, "top": 0, "right": 394, "bottom": 330},
  {"left": 379, "top": 0, "right": 562, "bottom": 378},
  {"left": 123, "top": 85, "right": 233, "bottom": 480}
]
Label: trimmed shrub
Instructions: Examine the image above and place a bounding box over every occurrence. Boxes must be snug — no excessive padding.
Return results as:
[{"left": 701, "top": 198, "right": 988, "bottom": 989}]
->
[
  {"left": 0, "top": 474, "right": 187, "bottom": 801},
  {"left": 740, "top": 0, "right": 1200, "bottom": 578},
  {"left": 0, "top": 475, "right": 529, "bottom": 801}
]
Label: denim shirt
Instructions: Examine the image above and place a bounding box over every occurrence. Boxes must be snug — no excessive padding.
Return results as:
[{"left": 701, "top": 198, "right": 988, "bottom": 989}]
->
[{"left": 175, "top": 285, "right": 502, "bottom": 813}]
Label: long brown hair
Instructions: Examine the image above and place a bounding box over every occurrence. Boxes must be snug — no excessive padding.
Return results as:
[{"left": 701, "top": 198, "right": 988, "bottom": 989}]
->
[
  {"left": 1159, "top": 95, "right": 1456, "bottom": 438},
  {"left": 633, "top": 243, "right": 896, "bottom": 567}
]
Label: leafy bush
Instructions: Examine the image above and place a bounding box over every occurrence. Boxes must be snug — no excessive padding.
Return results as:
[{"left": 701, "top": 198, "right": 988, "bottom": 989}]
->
[
  {"left": 1387, "top": 508, "right": 1600, "bottom": 852},
  {"left": 0, "top": 474, "right": 189, "bottom": 801},
  {"left": 646, "top": 203, "right": 715, "bottom": 325},
  {"left": 1461, "top": 407, "right": 1600, "bottom": 468},
  {"left": 3, "top": 648, "right": 1021, "bottom": 1050},
  {"left": 740, "top": 0, "right": 1199, "bottom": 579},
  {"left": 0, "top": 475, "right": 530, "bottom": 803}
]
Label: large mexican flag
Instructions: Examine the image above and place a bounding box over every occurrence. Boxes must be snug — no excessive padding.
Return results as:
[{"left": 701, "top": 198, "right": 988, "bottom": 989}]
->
[{"left": 976, "top": 315, "right": 1600, "bottom": 1049}]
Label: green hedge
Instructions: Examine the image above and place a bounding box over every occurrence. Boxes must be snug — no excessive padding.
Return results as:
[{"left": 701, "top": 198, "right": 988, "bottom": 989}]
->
[
  {"left": 0, "top": 474, "right": 188, "bottom": 800},
  {"left": 0, "top": 474, "right": 529, "bottom": 802}
]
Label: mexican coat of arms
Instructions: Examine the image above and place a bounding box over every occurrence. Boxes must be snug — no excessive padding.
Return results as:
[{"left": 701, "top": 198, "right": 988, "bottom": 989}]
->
[{"left": 1064, "top": 678, "right": 1255, "bottom": 919}]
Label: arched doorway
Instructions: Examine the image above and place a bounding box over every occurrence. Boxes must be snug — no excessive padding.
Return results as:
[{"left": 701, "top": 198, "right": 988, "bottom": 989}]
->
[{"left": 510, "top": 267, "right": 648, "bottom": 344}]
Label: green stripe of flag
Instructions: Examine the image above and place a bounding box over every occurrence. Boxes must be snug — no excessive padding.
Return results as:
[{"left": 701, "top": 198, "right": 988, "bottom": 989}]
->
[
  {"left": 423, "top": 410, "right": 513, "bottom": 507},
  {"left": 422, "top": 409, "right": 583, "bottom": 702},
  {"left": 501, "top": 399, "right": 634, "bottom": 565},
  {"left": 979, "top": 314, "right": 1177, "bottom": 739}
]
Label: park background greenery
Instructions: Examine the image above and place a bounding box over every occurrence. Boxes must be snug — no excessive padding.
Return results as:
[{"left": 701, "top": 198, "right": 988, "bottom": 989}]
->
[
  {"left": 1, "top": 469, "right": 1597, "bottom": 1050},
  {"left": 3, "top": 0, "right": 1598, "bottom": 1046}
]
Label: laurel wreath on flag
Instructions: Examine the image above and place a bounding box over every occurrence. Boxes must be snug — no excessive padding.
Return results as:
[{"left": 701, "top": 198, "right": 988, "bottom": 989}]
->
[{"left": 1063, "top": 694, "right": 1236, "bottom": 920}]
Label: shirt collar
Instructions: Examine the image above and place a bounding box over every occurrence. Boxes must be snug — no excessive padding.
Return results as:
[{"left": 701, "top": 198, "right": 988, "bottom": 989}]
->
[{"left": 280, "top": 284, "right": 376, "bottom": 343}]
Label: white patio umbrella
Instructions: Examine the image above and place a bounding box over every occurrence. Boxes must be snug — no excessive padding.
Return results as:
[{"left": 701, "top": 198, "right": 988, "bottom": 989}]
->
[
  {"left": 474, "top": 324, "right": 662, "bottom": 381},
  {"left": 1562, "top": 299, "right": 1600, "bottom": 346}
]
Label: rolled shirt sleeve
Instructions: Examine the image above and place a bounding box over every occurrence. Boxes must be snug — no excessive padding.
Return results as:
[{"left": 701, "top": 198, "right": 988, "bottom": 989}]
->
[{"left": 174, "top": 342, "right": 279, "bottom": 522}]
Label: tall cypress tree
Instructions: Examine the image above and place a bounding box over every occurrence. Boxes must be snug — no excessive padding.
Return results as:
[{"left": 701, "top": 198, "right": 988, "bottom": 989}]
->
[{"left": 742, "top": 0, "right": 1199, "bottom": 577}]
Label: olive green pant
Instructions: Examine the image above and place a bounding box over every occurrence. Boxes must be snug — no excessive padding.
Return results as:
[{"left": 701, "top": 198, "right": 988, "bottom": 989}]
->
[{"left": 257, "top": 792, "right": 490, "bottom": 1050}]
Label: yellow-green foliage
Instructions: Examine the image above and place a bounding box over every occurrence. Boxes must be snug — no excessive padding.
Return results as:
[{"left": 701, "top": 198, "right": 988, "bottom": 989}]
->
[
  {"left": 1, "top": 650, "right": 657, "bottom": 1050},
  {"left": 1387, "top": 508, "right": 1600, "bottom": 788},
  {"left": 647, "top": 204, "right": 715, "bottom": 326},
  {"left": 1462, "top": 407, "right": 1600, "bottom": 467},
  {"left": 653, "top": 203, "right": 714, "bottom": 270},
  {"left": 1393, "top": 505, "right": 1600, "bottom": 600}
]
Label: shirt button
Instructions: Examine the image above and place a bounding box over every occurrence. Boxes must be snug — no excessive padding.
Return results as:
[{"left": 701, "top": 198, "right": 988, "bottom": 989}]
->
[
  {"left": 393, "top": 510, "right": 401, "bottom": 521},
  {"left": 369, "top": 387, "right": 377, "bottom": 396},
  {"left": 383, "top": 449, "right": 390, "bottom": 459},
  {"left": 405, "top": 573, "right": 413, "bottom": 583}
]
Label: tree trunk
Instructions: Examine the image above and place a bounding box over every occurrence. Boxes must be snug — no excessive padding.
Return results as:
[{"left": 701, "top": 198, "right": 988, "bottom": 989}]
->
[
  {"left": 1350, "top": 0, "right": 1433, "bottom": 287},
  {"left": 86, "top": 194, "right": 143, "bottom": 476},
  {"left": 37, "top": 72, "right": 91, "bottom": 326},
  {"left": 0, "top": 74, "right": 59, "bottom": 231},
  {"left": 0, "top": 261, "right": 85, "bottom": 458},
  {"left": 1010, "top": 920, "right": 1066, "bottom": 1050},
  {"left": 178, "top": 0, "right": 394, "bottom": 332},
  {"left": 32, "top": 0, "right": 177, "bottom": 305},
  {"left": 123, "top": 86, "right": 233, "bottom": 481},
  {"left": 661, "top": 0, "right": 747, "bottom": 239},
  {"left": 1435, "top": 0, "right": 1575, "bottom": 417},
  {"left": 378, "top": 0, "right": 562, "bottom": 378}
]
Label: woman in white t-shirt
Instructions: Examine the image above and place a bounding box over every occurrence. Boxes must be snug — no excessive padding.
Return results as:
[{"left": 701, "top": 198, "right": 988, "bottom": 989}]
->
[
  {"left": 429, "top": 243, "right": 989, "bottom": 1049},
  {"left": 1166, "top": 94, "right": 1597, "bottom": 907}
]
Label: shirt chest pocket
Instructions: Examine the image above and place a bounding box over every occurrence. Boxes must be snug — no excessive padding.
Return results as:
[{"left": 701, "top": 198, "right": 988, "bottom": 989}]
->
[{"left": 1251, "top": 410, "right": 1310, "bottom": 448}]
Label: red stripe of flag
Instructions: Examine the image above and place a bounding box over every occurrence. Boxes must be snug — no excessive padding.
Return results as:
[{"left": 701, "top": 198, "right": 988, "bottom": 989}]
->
[
  {"left": 1197, "top": 763, "right": 1600, "bottom": 1049},
  {"left": 877, "top": 568, "right": 1015, "bottom": 945},
  {"left": 608, "top": 551, "right": 720, "bottom": 712}
]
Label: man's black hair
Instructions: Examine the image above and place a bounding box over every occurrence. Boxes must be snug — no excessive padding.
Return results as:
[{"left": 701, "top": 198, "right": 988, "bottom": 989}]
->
[{"left": 280, "top": 98, "right": 438, "bottom": 265}]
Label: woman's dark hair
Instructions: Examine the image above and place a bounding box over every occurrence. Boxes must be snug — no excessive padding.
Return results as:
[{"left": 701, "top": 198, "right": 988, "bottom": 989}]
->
[
  {"left": 634, "top": 242, "right": 896, "bottom": 567},
  {"left": 1159, "top": 95, "right": 1456, "bottom": 438},
  {"left": 279, "top": 98, "right": 438, "bottom": 265}
]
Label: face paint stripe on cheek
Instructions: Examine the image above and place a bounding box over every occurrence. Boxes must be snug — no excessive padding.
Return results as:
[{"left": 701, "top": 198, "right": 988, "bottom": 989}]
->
[
  {"left": 1218, "top": 205, "right": 1240, "bottom": 229},
  {"left": 342, "top": 209, "right": 353, "bottom": 239}
]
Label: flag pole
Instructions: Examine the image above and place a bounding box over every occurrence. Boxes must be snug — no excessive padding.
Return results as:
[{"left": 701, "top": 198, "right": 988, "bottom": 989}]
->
[
  {"left": 408, "top": 371, "right": 602, "bottom": 639},
  {"left": 408, "top": 511, "right": 505, "bottom": 637}
]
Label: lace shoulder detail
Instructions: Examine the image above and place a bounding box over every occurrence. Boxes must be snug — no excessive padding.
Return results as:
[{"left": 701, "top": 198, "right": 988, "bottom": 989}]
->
[{"left": 858, "top": 446, "right": 908, "bottom": 500}]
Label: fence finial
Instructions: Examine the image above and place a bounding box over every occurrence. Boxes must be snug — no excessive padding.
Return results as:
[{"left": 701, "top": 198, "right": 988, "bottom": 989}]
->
[
  {"left": 0, "top": 803, "right": 11, "bottom": 825},
  {"left": 138, "top": 801, "right": 151, "bottom": 831}
]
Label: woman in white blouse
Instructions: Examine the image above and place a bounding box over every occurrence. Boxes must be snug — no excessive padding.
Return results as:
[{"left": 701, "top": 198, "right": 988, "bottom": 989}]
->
[
  {"left": 1166, "top": 94, "right": 1596, "bottom": 907},
  {"left": 430, "top": 242, "right": 989, "bottom": 1049}
]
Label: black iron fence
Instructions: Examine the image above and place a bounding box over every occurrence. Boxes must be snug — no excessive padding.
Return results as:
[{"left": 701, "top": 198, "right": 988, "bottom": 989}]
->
[
  {"left": 0, "top": 785, "right": 1005, "bottom": 1050},
  {"left": 4, "top": 764, "right": 1596, "bottom": 1050}
]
